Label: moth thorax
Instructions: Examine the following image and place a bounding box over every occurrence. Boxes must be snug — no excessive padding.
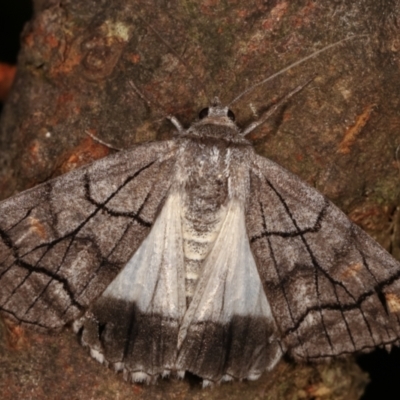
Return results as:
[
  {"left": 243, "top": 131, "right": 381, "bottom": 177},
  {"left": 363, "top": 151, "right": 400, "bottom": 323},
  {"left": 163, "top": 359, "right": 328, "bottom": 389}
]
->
[
  {"left": 182, "top": 202, "right": 227, "bottom": 305},
  {"left": 190, "top": 124, "right": 240, "bottom": 142}
]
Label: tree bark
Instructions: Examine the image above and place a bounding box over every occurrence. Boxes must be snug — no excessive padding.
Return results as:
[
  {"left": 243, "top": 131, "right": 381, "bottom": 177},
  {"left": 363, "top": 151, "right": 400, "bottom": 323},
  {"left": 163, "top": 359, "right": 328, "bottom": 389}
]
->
[{"left": 1, "top": 0, "right": 399, "bottom": 398}]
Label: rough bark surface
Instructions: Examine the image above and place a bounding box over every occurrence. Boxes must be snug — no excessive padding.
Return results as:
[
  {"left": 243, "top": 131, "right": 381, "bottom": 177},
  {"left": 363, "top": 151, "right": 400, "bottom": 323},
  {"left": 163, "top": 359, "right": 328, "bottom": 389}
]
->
[{"left": 0, "top": 0, "right": 399, "bottom": 399}]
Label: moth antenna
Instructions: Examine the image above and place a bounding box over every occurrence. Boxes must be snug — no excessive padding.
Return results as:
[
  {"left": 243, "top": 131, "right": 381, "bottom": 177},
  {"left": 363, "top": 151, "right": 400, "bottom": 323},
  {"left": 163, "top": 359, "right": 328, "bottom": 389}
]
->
[
  {"left": 129, "top": 80, "right": 185, "bottom": 133},
  {"left": 241, "top": 76, "right": 315, "bottom": 137},
  {"left": 229, "top": 34, "right": 368, "bottom": 107},
  {"left": 128, "top": 79, "right": 163, "bottom": 113},
  {"left": 137, "top": 15, "right": 211, "bottom": 104},
  {"left": 85, "top": 130, "right": 122, "bottom": 151}
]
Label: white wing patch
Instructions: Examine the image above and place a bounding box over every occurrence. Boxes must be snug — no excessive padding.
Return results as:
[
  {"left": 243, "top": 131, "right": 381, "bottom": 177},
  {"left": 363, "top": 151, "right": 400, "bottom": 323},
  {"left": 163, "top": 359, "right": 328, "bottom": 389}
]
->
[
  {"left": 178, "top": 199, "right": 275, "bottom": 347},
  {"left": 92, "top": 194, "right": 279, "bottom": 381},
  {"left": 101, "top": 191, "right": 186, "bottom": 319}
]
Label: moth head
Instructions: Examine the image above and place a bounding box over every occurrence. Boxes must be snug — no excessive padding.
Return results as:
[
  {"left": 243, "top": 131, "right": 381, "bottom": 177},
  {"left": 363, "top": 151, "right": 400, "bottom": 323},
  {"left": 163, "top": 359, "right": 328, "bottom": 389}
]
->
[
  {"left": 184, "top": 97, "right": 245, "bottom": 143},
  {"left": 180, "top": 96, "right": 254, "bottom": 144},
  {"left": 197, "top": 96, "right": 235, "bottom": 122},
  {"left": 198, "top": 97, "right": 236, "bottom": 125}
]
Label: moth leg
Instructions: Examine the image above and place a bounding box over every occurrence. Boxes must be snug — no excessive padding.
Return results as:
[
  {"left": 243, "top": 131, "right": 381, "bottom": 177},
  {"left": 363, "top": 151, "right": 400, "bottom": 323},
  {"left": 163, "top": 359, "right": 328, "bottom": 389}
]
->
[
  {"left": 167, "top": 115, "right": 185, "bottom": 133},
  {"left": 84, "top": 130, "right": 122, "bottom": 151}
]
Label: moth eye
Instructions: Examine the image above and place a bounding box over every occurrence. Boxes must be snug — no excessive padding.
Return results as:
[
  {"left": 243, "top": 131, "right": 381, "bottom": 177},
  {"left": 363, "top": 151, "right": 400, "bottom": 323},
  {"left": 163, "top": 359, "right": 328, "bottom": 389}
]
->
[
  {"left": 199, "top": 108, "right": 209, "bottom": 119},
  {"left": 227, "top": 109, "right": 235, "bottom": 121}
]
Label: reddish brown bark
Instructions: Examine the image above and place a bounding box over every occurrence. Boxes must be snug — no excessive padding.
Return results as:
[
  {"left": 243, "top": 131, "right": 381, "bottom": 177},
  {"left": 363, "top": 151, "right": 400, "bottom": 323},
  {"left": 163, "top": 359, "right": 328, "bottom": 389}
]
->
[{"left": 0, "top": 63, "right": 16, "bottom": 102}]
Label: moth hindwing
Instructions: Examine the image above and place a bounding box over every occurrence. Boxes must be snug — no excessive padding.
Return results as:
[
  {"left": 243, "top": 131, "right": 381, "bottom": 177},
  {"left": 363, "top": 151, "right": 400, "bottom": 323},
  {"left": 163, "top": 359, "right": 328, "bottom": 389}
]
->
[{"left": 1, "top": 98, "right": 400, "bottom": 386}]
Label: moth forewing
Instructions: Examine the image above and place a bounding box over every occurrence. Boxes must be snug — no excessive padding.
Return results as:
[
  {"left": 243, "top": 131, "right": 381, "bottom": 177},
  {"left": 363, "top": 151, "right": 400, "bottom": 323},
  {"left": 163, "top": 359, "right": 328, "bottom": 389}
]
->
[
  {"left": 248, "top": 154, "right": 400, "bottom": 360},
  {"left": 0, "top": 141, "right": 178, "bottom": 331}
]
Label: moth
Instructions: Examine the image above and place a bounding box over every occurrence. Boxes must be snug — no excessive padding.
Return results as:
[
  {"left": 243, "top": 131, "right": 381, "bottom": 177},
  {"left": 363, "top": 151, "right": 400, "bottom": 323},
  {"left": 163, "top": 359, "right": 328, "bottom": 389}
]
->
[{"left": 1, "top": 38, "right": 400, "bottom": 387}]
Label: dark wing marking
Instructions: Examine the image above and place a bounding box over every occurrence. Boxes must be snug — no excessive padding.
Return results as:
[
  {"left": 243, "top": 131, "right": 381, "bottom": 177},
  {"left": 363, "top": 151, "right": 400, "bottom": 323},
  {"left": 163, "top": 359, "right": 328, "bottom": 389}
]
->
[
  {"left": 247, "top": 153, "right": 400, "bottom": 360},
  {"left": 0, "top": 140, "right": 178, "bottom": 331}
]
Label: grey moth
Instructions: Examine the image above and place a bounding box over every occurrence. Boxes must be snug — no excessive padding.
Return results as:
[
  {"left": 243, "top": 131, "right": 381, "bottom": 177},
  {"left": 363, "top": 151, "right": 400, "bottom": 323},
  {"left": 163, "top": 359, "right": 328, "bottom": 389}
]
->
[{"left": 1, "top": 62, "right": 400, "bottom": 387}]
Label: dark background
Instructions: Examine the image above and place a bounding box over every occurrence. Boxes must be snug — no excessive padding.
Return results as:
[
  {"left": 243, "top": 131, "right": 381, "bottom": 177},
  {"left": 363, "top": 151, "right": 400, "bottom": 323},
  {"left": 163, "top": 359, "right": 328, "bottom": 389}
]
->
[
  {"left": 0, "top": 1, "right": 32, "bottom": 64},
  {"left": 0, "top": 0, "right": 32, "bottom": 113},
  {"left": 0, "top": 1, "right": 399, "bottom": 399}
]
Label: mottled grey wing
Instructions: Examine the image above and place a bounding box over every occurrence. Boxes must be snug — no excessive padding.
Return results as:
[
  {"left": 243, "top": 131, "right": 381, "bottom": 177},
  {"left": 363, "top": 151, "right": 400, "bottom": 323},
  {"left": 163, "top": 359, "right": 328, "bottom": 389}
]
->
[
  {"left": 0, "top": 140, "right": 178, "bottom": 331},
  {"left": 247, "top": 154, "right": 400, "bottom": 361}
]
